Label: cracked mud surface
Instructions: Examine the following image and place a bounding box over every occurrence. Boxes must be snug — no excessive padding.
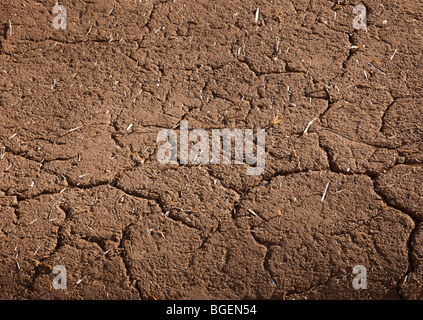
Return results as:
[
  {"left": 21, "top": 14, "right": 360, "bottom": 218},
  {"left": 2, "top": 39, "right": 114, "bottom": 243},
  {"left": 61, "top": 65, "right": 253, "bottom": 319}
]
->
[{"left": 0, "top": 0, "right": 422, "bottom": 299}]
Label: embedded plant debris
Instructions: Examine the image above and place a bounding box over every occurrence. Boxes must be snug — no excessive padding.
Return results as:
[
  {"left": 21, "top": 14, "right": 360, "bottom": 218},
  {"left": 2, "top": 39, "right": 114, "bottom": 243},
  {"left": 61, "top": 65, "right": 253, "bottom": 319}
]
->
[{"left": 0, "top": 0, "right": 422, "bottom": 300}]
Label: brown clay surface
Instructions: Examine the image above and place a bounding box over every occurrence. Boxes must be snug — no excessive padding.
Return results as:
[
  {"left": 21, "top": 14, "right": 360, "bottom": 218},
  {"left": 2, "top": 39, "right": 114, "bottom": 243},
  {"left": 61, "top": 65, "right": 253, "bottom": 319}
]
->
[{"left": 0, "top": 0, "right": 422, "bottom": 299}]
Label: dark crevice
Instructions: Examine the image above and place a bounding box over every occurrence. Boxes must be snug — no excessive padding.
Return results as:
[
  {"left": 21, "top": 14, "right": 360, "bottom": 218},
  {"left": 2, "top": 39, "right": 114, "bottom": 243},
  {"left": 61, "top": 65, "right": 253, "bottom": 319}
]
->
[
  {"left": 372, "top": 179, "right": 419, "bottom": 300},
  {"left": 118, "top": 223, "right": 143, "bottom": 299},
  {"left": 341, "top": 33, "right": 356, "bottom": 75}
]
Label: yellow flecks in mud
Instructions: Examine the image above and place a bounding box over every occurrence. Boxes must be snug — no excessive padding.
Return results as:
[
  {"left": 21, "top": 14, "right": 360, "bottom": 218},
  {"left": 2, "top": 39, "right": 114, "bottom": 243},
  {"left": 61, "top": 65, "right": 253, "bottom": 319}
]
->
[
  {"left": 358, "top": 83, "right": 373, "bottom": 88},
  {"left": 351, "top": 45, "right": 366, "bottom": 51},
  {"left": 271, "top": 113, "right": 283, "bottom": 126}
]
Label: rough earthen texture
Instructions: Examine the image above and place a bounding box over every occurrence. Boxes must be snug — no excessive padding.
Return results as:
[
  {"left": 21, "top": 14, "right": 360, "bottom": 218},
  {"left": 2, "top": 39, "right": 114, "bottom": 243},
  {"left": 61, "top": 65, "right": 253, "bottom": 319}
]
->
[{"left": 0, "top": 0, "right": 422, "bottom": 299}]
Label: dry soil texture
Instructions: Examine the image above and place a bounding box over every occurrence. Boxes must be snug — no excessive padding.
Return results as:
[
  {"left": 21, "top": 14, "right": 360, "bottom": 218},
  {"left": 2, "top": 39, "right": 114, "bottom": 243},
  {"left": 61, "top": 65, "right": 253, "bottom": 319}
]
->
[{"left": 0, "top": 0, "right": 422, "bottom": 300}]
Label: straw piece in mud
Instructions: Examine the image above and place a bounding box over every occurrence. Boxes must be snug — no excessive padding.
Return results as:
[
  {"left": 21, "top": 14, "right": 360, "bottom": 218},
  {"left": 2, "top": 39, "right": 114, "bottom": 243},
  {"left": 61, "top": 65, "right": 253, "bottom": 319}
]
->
[{"left": 321, "top": 181, "right": 330, "bottom": 205}]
